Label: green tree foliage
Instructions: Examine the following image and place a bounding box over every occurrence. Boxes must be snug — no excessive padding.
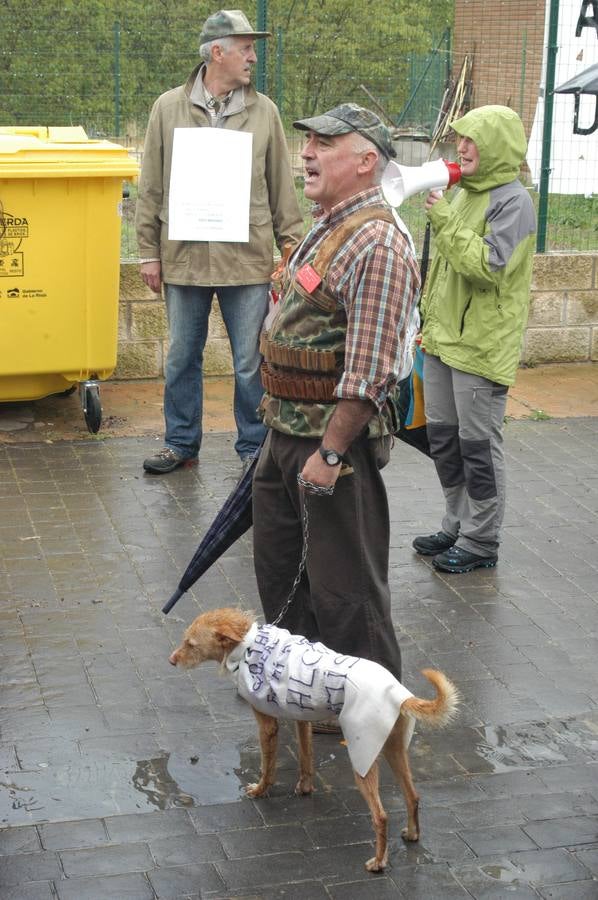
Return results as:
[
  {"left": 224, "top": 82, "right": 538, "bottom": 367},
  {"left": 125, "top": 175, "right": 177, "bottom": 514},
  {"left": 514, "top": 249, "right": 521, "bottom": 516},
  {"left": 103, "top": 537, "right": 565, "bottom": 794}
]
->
[
  {"left": 1, "top": 0, "right": 116, "bottom": 130},
  {"left": 268, "top": 0, "right": 452, "bottom": 124},
  {"left": 0, "top": 1, "right": 452, "bottom": 136},
  {"left": 0, "top": 0, "right": 202, "bottom": 134}
]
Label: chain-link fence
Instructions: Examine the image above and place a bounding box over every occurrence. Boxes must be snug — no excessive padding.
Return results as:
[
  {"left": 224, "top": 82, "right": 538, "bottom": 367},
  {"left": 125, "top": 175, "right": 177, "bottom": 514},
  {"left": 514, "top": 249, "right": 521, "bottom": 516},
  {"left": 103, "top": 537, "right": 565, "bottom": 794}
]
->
[
  {"left": 0, "top": 4, "right": 450, "bottom": 140},
  {"left": 1, "top": 1, "right": 597, "bottom": 258},
  {"left": 528, "top": 0, "right": 598, "bottom": 251},
  {"left": 449, "top": 0, "right": 598, "bottom": 254}
]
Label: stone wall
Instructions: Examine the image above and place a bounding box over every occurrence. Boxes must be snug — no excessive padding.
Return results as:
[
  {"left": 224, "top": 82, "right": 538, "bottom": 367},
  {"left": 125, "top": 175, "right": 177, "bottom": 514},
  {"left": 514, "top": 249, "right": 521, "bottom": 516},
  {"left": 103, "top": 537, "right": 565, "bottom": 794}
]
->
[
  {"left": 116, "top": 254, "right": 598, "bottom": 380},
  {"left": 524, "top": 254, "right": 598, "bottom": 366},
  {"left": 116, "top": 265, "right": 235, "bottom": 380}
]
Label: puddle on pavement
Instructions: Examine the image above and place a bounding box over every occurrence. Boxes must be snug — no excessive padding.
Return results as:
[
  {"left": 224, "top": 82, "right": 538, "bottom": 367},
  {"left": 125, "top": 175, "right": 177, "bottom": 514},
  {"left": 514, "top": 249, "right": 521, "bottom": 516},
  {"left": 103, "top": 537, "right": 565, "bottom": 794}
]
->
[
  {"left": 473, "top": 722, "right": 568, "bottom": 773},
  {"left": 480, "top": 862, "right": 522, "bottom": 883},
  {"left": 1, "top": 742, "right": 255, "bottom": 826},
  {"left": 554, "top": 716, "right": 598, "bottom": 753}
]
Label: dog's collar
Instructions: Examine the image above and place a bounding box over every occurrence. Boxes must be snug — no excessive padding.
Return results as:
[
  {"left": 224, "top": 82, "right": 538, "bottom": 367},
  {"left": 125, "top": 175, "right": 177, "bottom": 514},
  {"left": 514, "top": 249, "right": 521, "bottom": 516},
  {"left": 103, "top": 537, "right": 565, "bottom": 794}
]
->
[{"left": 225, "top": 621, "right": 259, "bottom": 674}]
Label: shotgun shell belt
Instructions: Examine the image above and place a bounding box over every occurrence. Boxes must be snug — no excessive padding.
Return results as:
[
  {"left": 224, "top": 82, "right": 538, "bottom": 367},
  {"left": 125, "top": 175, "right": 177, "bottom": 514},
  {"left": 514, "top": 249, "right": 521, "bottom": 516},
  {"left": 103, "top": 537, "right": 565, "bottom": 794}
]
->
[
  {"left": 260, "top": 363, "right": 338, "bottom": 402},
  {"left": 260, "top": 331, "right": 338, "bottom": 373}
]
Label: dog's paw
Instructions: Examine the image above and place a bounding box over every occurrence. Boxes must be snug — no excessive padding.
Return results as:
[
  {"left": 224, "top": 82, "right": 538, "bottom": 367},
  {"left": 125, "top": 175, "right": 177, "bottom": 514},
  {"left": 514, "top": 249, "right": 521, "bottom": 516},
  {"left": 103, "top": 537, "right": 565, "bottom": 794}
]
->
[
  {"left": 401, "top": 826, "right": 419, "bottom": 842},
  {"left": 294, "top": 777, "right": 314, "bottom": 795},
  {"left": 365, "top": 855, "right": 387, "bottom": 872},
  {"left": 245, "top": 782, "right": 268, "bottom": 798}
]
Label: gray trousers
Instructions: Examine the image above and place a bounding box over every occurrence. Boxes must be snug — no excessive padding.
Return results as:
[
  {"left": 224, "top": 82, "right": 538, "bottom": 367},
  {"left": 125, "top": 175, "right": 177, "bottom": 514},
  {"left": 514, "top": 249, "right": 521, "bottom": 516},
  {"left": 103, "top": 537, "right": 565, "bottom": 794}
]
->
[
  {"left": 252, "top": 429, "right": 403, "bottom": 681},
  {"left": 423, "top": 353, "right": 508, "bottom": 557}
]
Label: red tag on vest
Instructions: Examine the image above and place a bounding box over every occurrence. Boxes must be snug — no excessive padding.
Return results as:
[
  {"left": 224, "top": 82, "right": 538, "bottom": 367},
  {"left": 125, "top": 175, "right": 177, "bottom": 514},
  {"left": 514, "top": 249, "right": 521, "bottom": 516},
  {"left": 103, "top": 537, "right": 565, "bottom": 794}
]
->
[{"left": 296, "top": 263, "right": 322, "bottom": 293}]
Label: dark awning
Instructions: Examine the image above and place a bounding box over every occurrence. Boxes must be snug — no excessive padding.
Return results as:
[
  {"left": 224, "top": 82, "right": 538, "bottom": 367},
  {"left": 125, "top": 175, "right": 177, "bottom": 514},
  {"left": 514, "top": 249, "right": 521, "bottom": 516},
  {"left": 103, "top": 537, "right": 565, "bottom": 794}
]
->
[
  {"left": 553, "top": 63, "right": 598, "bottom": 135},
  {"left": 554, "top": 63, "right": 598, "bottom": 96}
]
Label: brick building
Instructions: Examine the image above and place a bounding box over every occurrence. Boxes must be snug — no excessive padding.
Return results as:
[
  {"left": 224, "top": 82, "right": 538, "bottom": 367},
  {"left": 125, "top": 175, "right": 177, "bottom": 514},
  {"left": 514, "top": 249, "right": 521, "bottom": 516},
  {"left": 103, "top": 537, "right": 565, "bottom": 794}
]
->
[{"left": 452, "top": 0, "right": 546, "bottom": 136}]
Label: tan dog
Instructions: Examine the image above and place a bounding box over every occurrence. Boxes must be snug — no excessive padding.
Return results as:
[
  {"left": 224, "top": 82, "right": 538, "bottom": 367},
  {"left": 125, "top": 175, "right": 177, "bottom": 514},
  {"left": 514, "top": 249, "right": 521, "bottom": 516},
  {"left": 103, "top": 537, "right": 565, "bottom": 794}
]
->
[{"left": 169, "top": 607, "right": 458, "bottom": 872}]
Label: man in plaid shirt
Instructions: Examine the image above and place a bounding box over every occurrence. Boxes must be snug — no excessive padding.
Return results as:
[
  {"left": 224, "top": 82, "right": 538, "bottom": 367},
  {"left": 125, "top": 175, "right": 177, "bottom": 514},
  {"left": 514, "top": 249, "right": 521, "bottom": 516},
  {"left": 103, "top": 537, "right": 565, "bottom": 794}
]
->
[{"left": 253, "top": 104, "right": 420, "bottom": 695}]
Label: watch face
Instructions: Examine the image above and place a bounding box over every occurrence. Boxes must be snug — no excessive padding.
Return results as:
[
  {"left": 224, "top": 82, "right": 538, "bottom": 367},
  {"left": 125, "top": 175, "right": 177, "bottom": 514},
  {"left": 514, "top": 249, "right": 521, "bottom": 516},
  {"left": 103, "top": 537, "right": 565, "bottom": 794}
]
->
[{"left": 321, "top": 448, "right": 341, "bottom": 466}]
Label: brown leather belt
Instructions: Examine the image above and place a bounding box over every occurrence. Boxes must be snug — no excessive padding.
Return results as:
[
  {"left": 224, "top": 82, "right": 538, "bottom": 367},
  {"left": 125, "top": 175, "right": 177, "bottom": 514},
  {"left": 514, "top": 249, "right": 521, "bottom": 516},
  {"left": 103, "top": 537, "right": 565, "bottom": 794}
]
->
[
  {"left": 260, "top": 331, "right": 338, "bottom": 373},
  {"left": 260, "top": 363, "right": 338, "bottom": 402}
]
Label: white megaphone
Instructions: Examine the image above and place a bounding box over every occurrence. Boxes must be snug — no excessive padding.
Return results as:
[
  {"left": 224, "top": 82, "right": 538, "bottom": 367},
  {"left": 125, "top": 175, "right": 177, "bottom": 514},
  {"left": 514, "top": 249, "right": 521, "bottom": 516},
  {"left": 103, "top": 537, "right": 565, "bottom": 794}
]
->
[{"left": 382, "top": 158, "right": 461, "bottom": 207}]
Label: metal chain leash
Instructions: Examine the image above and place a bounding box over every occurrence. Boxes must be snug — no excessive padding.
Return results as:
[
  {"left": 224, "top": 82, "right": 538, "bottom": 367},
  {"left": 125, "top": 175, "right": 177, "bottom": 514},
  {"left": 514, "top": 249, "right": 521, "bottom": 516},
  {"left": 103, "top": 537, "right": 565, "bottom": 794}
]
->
[
  {"left": 296, "top": 473, "right": 335, "bottom": 497},
  {"left": 270, "top": 474, "right": 334, "bottom": 627}
]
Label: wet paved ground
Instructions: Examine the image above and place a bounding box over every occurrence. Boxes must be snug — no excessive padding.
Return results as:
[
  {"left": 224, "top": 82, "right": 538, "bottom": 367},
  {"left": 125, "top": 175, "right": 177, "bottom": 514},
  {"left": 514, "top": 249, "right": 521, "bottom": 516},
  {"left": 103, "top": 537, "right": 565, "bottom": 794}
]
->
[{"left": 1, "top": 417, "right": 598, "bottom": 898}]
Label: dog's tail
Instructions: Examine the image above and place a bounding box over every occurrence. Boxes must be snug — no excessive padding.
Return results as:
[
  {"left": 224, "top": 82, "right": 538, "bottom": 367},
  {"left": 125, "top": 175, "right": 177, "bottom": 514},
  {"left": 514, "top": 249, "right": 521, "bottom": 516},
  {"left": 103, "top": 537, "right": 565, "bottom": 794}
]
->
[{"left": 401, "top": 669, "right": 459, "bottom": 727}]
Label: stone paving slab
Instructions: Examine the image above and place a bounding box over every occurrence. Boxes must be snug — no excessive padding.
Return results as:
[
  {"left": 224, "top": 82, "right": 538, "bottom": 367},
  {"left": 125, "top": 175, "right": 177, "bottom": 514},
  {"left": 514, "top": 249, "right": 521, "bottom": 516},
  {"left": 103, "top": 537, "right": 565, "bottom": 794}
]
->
[{"left": 1, "top": 420, "right": 598, "bottom": 897}]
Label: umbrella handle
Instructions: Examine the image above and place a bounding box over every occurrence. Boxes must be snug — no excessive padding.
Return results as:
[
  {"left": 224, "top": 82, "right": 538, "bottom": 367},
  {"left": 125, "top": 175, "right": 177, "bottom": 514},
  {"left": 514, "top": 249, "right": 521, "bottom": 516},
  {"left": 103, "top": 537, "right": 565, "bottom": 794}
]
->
[{"left": 162, "top": 587, "right": 184, "bottom": 615}]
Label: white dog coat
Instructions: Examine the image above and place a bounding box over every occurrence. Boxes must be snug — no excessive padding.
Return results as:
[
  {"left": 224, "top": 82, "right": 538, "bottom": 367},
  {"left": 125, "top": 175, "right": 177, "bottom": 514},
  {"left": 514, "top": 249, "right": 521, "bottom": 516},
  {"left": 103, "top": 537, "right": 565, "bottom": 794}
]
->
[{"left": 226, "top": 622, "right": 414, "bottom": 777}]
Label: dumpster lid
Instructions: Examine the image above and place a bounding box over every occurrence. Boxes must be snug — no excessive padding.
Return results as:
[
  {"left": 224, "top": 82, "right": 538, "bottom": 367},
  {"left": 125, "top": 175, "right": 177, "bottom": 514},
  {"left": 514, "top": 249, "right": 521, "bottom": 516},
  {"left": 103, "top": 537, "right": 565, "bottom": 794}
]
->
[
  {"left": 47, "top": 126, "right": 90, "bottom": 142},
  {"left": 0, "top": 126, "right": 138, "bottom": 179}
]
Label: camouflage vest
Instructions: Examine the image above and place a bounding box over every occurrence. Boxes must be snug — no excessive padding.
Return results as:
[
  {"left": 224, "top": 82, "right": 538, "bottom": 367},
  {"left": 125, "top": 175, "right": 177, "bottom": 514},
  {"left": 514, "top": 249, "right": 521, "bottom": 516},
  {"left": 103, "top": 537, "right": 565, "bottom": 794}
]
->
[{"left": 260, "top": 206, "right": 396, "bottom": 438}]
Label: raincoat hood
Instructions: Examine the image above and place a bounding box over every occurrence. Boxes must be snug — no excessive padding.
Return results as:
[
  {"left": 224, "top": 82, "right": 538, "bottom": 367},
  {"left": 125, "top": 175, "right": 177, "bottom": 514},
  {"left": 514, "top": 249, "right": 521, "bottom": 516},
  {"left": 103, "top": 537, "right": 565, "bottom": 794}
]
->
[{"left": 452, "top": 105, "right": 527, "bottom": 192}]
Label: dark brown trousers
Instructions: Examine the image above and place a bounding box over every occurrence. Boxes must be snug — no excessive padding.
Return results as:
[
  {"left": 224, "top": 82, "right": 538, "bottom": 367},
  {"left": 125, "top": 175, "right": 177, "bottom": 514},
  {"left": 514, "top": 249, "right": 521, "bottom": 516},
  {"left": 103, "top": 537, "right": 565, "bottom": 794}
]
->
[{"left": 252, "top": 429, "right": 402, "bottom": 681}]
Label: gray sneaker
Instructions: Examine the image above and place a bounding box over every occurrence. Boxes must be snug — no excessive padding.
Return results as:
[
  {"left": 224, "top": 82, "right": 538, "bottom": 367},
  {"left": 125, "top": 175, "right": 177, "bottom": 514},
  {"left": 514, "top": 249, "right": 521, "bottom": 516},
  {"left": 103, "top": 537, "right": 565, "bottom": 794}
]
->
[{"left": 143, "top": 448, "right": 187, "bottom": 474}]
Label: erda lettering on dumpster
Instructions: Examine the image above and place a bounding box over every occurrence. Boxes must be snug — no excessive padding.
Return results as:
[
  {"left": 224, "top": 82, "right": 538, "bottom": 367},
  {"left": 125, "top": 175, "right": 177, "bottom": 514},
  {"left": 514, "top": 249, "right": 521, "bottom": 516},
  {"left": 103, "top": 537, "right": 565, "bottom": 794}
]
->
[
  {"left": 0, "top": 211, "right": 47, "bottom": 298},
  {"left": 0, "top": 211, "right": 27, "bottom": 277}
]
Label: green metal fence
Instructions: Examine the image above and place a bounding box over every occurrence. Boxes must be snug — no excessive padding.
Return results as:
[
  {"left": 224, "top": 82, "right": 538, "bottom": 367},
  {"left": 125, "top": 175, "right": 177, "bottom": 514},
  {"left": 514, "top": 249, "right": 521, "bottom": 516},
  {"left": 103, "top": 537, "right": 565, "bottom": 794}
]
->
[{"left": 1, "top": 2, "right": 597, "bottom": 258}]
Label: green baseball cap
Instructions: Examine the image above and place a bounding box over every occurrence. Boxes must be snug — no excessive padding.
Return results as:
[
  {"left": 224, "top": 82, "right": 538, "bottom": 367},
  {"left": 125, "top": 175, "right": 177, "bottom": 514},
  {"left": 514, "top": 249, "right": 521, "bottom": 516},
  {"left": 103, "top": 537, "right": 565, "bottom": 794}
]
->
[
  {"left": 293, "top": 103, "right": 396, "bottom": 159},
  {"left": 199, "top": 9, "right": 271, "bottom": 45}
]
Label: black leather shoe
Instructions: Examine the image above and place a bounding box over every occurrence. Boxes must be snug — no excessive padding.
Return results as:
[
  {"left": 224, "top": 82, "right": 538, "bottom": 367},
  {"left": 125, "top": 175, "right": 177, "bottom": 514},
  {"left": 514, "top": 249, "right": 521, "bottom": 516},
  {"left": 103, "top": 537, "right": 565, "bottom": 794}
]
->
[
  {"left": 432, "top": 546, "right": 498, "bottom": 574},
  {"left": 412, "top": 531, "right": 455, "bottom": 556}
]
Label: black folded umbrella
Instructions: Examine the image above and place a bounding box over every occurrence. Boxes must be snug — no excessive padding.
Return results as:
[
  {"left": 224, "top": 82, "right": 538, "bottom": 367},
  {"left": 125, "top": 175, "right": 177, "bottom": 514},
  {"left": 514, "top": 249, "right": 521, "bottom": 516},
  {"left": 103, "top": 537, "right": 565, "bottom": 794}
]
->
[{"left": 162, "top": 449, "right": 261, "bottom": 614}]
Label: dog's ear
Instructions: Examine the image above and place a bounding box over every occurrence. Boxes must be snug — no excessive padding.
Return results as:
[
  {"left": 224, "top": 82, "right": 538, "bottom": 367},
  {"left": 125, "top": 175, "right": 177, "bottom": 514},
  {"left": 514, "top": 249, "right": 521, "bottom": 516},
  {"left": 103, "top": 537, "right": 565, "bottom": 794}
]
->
[{"left": 214, "top": 624, "right": 245, "bottom": 646}]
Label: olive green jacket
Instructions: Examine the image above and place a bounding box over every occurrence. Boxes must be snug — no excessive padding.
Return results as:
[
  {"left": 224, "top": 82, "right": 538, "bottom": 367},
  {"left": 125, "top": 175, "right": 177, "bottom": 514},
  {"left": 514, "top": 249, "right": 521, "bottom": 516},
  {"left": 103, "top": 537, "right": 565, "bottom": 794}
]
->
[
  {"left": 135, "top": 65, "right": 303, "bottom": 286},
  {"left": 421, "top": 105, "right": 536, "bottom": 386}
]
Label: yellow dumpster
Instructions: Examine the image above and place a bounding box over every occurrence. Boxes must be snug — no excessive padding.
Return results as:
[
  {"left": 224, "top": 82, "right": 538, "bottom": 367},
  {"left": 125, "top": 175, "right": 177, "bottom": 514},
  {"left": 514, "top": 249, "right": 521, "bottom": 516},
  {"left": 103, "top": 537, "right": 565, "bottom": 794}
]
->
[{"left": 0, "top": 126, "right": 138, "bottom": 432}]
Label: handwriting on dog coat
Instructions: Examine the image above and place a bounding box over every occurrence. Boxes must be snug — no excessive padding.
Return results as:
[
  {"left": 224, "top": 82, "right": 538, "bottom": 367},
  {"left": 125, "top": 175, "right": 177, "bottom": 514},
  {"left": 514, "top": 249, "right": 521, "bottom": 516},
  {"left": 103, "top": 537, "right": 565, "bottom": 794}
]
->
[
  {"left": 244, "top": 625, "right": 360, "bottom": 715},
  {"left": 226, "top": 623, "right": 415, "bottom": 777}
]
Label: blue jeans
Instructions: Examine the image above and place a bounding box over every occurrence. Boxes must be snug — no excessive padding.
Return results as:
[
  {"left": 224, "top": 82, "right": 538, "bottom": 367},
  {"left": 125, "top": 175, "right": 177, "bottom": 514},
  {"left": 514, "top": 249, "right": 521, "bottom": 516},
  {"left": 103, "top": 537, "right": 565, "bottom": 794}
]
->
[{"left": 163, "top": 283, "right": 268, "bottom": 460}]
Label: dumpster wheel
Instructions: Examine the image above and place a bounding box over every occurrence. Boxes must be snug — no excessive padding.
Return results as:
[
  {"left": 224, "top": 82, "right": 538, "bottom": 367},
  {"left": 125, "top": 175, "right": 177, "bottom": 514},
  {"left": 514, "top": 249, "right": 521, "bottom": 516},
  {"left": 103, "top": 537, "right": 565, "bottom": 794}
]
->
[{"left": 80, "top": 381, "right": 102, "bottom": 434}]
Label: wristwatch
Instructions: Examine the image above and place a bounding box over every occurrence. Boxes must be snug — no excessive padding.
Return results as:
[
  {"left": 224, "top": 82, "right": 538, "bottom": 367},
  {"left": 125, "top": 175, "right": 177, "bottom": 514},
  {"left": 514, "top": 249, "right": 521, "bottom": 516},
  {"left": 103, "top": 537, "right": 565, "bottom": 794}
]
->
[{"left": 319, "top": 446, "right": 344, "bottom": 466}]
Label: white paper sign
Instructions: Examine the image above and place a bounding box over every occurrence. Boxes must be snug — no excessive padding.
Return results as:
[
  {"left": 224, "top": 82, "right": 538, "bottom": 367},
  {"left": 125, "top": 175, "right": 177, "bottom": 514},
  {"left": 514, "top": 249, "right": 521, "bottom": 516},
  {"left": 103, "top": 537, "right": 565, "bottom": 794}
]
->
[{"left": 168, "top": 128, "right": 253, "bottom": 242}]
